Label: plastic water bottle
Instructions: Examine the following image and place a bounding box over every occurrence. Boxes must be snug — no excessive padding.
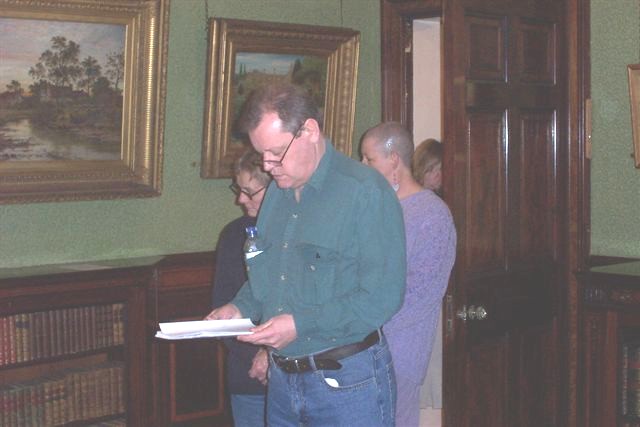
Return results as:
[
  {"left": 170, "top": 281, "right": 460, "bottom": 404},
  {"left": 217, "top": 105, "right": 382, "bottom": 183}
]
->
[{"left": 244, "top": 226, "right": 263, "bottom": 260}]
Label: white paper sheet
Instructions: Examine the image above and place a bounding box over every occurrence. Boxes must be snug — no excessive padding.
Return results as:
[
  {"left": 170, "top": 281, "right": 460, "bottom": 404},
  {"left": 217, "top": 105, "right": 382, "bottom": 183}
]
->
[{"left": 155, "top": 318, "right": 255, "bottom": 340}]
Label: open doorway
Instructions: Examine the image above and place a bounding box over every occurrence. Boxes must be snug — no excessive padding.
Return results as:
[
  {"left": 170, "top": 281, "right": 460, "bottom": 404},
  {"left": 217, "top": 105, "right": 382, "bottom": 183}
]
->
[{"left": 413, "top": 17, "right": 443, "bottom": 427}]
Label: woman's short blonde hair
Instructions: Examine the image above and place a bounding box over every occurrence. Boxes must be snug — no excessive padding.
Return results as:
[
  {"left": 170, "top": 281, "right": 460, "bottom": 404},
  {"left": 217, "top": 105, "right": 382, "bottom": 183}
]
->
[
  {"left": 412, "top": 138, "right": 442, "bottom": 185},
  {"left": 234, "top": 147, "right": 271, "bottom": 187}
]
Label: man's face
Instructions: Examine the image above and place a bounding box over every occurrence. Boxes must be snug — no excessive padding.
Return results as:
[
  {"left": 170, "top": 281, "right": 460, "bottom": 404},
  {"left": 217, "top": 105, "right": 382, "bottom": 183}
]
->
[{"left": 250, "top": 112, "right": 314, "bottom": 190}]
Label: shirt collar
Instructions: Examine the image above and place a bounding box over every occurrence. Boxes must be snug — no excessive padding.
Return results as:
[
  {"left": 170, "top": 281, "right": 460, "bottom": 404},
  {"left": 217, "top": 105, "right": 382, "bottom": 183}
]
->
[
  {"left": 279, "top": 139, "right": 333, "bottom": 199},
  {"left": 305, "top": 139, "right": 333, "bottom": 192}
]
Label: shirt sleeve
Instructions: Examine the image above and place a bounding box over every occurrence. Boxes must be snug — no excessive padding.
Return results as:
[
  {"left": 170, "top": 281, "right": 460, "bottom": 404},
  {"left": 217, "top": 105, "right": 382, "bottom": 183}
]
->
[{"left": 389, "top": 201, "right": 456, "bottom": 328}]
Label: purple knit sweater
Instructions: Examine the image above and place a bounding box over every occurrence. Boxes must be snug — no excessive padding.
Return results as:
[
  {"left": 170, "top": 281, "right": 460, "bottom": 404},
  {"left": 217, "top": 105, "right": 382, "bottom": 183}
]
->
[{"left": 384, "top": 189, "right": 456, "bottom": 385}]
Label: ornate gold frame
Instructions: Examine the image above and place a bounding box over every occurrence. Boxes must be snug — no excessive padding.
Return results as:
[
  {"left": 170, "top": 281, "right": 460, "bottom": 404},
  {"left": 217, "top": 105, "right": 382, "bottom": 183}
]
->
[
  {"left": 0, "top": 0, "right": 169, "bottom": 203},
  {"left": 201, "top": 18, "right": 360, "bottom": 178},
  {"left": 628, "top": 64, "right": 640, "bottom": 168}
]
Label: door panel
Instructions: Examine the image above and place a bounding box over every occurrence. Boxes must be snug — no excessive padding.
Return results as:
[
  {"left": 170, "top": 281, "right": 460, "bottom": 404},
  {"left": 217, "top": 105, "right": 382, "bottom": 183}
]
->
[
  {"left": 442, "top": 0, "right": 565, "bottom": 426},
  {"left": 465, "top": 111, "right": 506, "bottom": 273},
  {"left": 518, "top": 111, "right": 556, "bottom": 262}
]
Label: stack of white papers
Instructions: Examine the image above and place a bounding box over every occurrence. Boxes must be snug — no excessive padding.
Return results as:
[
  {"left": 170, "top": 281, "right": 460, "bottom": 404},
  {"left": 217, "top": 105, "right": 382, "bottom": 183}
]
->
[{"left": 155, "top": 318, "right": 255, "bottom": 340}]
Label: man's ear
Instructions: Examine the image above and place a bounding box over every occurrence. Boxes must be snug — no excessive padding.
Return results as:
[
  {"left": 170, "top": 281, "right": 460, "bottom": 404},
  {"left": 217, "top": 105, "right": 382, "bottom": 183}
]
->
[{"left": 303, "top": 118, "right": 322, "bottom": 144}]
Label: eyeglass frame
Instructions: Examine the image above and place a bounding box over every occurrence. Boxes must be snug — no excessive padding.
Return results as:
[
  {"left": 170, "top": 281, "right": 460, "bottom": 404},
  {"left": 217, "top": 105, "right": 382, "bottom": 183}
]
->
[
  {"left": 262, "top": 122, "right": 305, "bottom": 167},
  {"left": 228, "top": 183, "right": 266, "bottom": 200}
]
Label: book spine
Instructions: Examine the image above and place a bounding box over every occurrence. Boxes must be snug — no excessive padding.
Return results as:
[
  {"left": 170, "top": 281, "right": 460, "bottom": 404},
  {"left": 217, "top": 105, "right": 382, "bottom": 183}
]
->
[
  {"left": 48, "top": 310, "right": 57, "bottom": 358},
  {"left": 1, "top": 384, "right": 8, "bottom": 427},
  {"left": 14, "top": 314, "right": 24, "bottom": 363},
  {"left": 96, "top": 305, "right": 105, "bottom": 349},
  {"left": 104, "top": 304, "right": 114, "bottom": 347},
  {"left": 629, "top": 343, "right": 640, "bottom": 418},
  {"left": 82, "top": 306, "right": 91, "bottom": 352},
  {"left": 113, "top": 303, "right": 123, "bottom": 345},
  {"left": 30, "top": 312, "right": 40, "bottom": 361},
  {"left": 76, "top": 307, "right": 85, "bottom": 353},
  {"left": 116, "top": 362, "right": 125, "bottom": 414},
  {"left": 22, "top": 313, "right": 31, "bottom": 362},
  {"left": 43, "top": 375, "right": 54, "bottom": 427},
  {"left": 623, "top": 343, "right": 629, "bottom": 416},
  {"left": 61, "top": 308, "right": 70, "bottom": 356},
  {"left": 0, "top": 316, "right": 6, "bottom": 366},
  {"left": 8, "top": 384, "right": 18, "bottom": 427},
  {"left": 33, "top": 379, "right": 44, "bottom": 427},
  {"left": 19, "top": 384, "right": 28, "bottom": 427}
]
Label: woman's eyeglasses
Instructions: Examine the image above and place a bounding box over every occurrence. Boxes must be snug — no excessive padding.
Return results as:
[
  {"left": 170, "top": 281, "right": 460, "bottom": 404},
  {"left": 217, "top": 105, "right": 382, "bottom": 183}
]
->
[{"left": 229, "top": 183, "right": 266, "bottom": 200}]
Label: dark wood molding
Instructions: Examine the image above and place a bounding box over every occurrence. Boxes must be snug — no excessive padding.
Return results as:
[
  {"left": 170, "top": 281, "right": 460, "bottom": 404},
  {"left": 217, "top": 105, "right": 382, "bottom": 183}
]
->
[
  {"left": 380, "top": 0, "right": 441, "bottom": 125},
  {"left": 566, "top": 1, "right": 590, "bottom": 426},
  {"left": 587, "top": 255, "right": 640, "bottom": 267}
]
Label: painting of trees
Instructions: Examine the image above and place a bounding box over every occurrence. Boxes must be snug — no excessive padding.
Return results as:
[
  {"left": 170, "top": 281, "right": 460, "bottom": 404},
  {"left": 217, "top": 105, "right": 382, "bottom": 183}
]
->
[{"left": 1, "top": 21, "right": 126, "bottom": 162}]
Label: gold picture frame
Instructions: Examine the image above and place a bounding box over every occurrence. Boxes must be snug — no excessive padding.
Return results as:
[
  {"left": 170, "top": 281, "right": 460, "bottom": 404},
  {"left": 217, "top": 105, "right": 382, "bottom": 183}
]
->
[
  {"left": 0, "top": 0, "right": 169, "bottom": 203},
  {"left": 202, "top": 18, "right": 360, "bottom": 178},
  {"left": 628, "top": 64, "right": 640, "bottom": 168}
]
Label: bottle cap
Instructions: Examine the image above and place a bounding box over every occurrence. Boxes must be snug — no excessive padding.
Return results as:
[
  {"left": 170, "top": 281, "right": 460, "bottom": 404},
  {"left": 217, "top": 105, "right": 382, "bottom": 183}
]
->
[{"left": 245, "top": 226, "right": 257, "bottom": 238}]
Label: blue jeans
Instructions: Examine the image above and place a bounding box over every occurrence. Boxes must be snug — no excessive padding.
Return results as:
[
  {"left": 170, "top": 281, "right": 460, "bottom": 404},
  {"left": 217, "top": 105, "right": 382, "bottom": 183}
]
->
[
  {"left": 267, "top": 336, "right": 396, "bottom": 426},
  {"left": 231, "top": 393, "right": 266, "bottom": 427}
]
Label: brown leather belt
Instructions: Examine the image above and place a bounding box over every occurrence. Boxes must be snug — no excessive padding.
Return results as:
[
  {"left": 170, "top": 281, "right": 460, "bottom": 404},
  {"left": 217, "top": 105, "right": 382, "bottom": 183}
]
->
[{"left": 271, "top": 330, "right": 381, "bottom": 374}]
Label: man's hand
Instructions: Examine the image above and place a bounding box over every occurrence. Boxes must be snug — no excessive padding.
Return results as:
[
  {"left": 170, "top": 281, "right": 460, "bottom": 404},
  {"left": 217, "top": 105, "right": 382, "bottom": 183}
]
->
[
  {"left": 204, "top": 303, "right": 242, "bottom": 320},
  {"left": 248, "top": 348, "right": 269, "bottom": 385},
  {"left": 238, "top": 314, "right": 297, "bottom": 350}
]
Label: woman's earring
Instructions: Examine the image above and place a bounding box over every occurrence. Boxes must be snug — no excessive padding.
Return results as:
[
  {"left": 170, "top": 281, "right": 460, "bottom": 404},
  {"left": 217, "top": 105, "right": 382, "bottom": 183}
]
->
[{"left": 392, "top": 171, "right": 400, "bottom": 192}]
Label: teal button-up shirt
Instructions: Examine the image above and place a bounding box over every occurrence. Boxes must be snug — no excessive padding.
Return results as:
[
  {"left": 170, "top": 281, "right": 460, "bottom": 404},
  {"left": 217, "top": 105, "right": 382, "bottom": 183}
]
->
[{"left": 232, "top": 142, "right": 406, "bottom": 357}]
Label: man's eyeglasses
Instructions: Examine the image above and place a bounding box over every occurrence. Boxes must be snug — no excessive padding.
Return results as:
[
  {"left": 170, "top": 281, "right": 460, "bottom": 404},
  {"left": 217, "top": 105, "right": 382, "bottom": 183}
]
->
[
  {"left": 229, "top": 183, "right": 266, "bottom": 200},
  {"left": 262, "top": 123, "right": 304, "bottom": 167}
]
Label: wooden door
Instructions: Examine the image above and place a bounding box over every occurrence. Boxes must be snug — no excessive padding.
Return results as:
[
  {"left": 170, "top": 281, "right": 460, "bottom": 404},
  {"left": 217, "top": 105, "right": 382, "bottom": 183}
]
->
[{"left": 441, "top": 0, "right": 566, "bottom": 426}]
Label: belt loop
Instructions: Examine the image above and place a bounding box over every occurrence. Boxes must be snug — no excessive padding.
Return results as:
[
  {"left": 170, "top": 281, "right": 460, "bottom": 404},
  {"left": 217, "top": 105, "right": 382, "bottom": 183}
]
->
[
  {"left": 377, "top": 328, "right": 383, "bottom": 341},
  {"left": 308, "top": 355, "right": 318, "bottom": 371}
]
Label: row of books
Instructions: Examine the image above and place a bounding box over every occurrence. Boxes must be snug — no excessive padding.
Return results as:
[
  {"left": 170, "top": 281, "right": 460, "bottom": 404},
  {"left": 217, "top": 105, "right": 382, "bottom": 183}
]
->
[
  {"left": 0, "top": 361, "right": 124, "bottom": 427},
  {"left": 0, "top": 303, "right": 125, "bottom": 366},
  {"left": 622, "top": 341, "right": 640, "bottom": 419}
]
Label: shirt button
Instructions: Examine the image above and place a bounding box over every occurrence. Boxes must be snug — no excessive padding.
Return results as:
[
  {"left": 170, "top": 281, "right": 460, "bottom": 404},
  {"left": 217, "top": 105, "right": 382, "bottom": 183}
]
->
[
  {"left": 309, "top": 265, "right": 316, "bottom": 271},
  {"left": 292, "top": 213, "right": 298, "bottom": 219},
  {"left": 283, "top": 242, "right": 288, "bottom": 249},
  {"left": 307, "top": 337, "right": 311, "bottom": 341},
  {"left": 280, "top": 274, "right": 286, "bottom": 281},
  {"left": 277, "top": 307, "right": 283, "bottom": 312},
  {"left": 331, "top": 338, "right": 336, "bottom": 342}
]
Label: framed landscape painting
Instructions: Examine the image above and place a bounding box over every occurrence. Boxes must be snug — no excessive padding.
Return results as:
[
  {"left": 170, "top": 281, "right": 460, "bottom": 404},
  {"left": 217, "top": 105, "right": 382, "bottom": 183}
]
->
[
  {"left": 0, "top": 0, "right": 169, "bottom": 203},
  {"left": 201, "top": 18, "right": 360, "bottom": 178}
]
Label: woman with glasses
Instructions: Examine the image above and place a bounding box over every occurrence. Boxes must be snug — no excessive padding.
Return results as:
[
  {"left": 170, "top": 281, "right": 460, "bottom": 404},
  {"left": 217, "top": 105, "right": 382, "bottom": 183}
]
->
[{"left": 206, "top": 148, "right": 271, "bottom": 427}]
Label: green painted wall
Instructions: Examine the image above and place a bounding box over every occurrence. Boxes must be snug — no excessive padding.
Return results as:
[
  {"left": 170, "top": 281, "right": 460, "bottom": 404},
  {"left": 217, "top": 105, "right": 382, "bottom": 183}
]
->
[
  {"left": 591, "top": 0, "right": 640, "bottom": 257},
  {"left": 0, "top": 0, "right": 381, "bottom": 268}
]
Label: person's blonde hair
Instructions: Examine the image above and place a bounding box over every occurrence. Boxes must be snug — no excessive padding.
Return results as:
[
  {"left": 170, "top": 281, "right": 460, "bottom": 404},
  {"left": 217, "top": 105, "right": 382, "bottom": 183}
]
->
[
  {"left": 234, "top": 147, "right": 271, "bottom": 188},
  {"left": 412, "top": 138, "right": 442, "bottom": 186}
]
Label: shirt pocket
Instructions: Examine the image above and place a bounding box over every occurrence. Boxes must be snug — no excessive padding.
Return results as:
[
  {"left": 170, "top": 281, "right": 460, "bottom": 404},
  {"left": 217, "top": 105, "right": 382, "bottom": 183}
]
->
[{"left": 297, "top": 243, "right": 339, "bottom": 304}]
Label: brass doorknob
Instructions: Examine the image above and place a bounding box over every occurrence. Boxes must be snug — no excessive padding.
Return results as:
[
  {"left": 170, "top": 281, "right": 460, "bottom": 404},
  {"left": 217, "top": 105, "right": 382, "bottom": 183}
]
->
[{"left": 456, "top": 305, "right": 488, "bottom": 321}]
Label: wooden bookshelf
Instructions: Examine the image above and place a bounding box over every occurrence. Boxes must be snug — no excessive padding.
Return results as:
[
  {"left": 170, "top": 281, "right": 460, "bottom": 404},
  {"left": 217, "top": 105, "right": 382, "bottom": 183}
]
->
[
  {"left": 146, "top": 252, "right": 232, "bottom": 427},
  {"left": 579, "top": 260, "right": 640, "bottom": 427},
  {"left": 0, "top": 258, "right": 156, "bottom": 426},
  {"left": 0, "top": 253, "right": 231, "bottom": 426}
]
